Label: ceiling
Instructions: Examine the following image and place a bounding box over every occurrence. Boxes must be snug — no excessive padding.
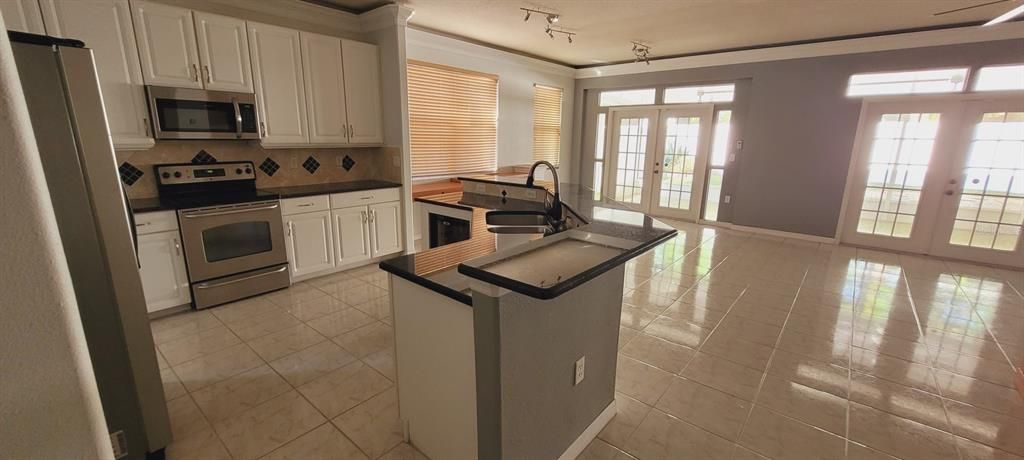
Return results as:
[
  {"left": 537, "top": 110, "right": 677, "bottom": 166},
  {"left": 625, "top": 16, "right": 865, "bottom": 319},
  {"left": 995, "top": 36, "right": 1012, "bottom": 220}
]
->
[{"left": 320, "top": 0, "right": 1016, "bottom": 67}]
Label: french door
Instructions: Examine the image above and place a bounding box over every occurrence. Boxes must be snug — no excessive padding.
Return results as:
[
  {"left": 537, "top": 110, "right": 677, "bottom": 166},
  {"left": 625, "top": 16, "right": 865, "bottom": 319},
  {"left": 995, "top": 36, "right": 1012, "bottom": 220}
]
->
[
  {"left": 842, "top": 97, "right": 1024, "bottom": 268},
  {"left": 606, "top": 105, "right": 714, "bottom": 220}
]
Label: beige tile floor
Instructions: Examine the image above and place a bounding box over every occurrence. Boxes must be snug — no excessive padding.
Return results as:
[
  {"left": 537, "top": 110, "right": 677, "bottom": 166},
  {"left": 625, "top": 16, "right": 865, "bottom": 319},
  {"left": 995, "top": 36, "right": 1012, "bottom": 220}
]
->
[{"left": 152, "top": 221, "right": 1024, "bottom": 460}]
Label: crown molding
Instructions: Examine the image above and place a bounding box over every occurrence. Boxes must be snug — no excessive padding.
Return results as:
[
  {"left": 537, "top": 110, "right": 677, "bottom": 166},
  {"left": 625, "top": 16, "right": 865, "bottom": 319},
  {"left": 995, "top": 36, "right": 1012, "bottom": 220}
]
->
[
  {"left": 406, "top": 28, "right": 575, "bottom": 78},
  {"left": 361, "top": 4, "right": 415, "bottom": 32},
  {"left": 575, "top": 22, "right": 1024, "bottom": 79}
]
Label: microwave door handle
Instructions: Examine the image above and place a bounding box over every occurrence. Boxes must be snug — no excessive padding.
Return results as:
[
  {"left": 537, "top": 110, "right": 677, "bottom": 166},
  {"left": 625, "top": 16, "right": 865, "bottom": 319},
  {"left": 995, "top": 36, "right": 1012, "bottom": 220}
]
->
[{"left": 233, "top": 98, "right": 243, "bottom": 139}]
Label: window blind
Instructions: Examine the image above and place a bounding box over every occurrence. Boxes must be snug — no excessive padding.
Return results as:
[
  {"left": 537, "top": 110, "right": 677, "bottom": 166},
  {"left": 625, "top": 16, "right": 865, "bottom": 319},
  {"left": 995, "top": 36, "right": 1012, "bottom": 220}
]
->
[
  {"left": 533, "top": 84, "right": 563, "bottom": 166},
  {"left": 407, "top": 60, "right": 498, "bottom": 178}
]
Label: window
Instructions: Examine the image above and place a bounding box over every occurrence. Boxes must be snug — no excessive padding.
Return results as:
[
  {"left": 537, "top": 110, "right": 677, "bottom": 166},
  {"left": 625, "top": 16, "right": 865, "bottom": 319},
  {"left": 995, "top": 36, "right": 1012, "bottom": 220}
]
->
[
  {"left": 846, "top": 68, "right": 968, "bottom": 97},
  {"left": 974, "top": 64, "right": 1024, "bottom": 92},
  {"left": 593, "top": 113, "right": 606, "bottom": 198},
  {"left": 664, "top": 84, "right": 735, "bottom": 103},
  {"left": 407, "top": 60, "right": 498, "bottom": 178},
  {"left": 703, "top": 110, "right": 732, "bottom": 221},
  {"left": 533, "top": 84, "right": 563, "bottom": 166},
  {"left": 599, "top": 88, "right": 656, "bottom": 107}
]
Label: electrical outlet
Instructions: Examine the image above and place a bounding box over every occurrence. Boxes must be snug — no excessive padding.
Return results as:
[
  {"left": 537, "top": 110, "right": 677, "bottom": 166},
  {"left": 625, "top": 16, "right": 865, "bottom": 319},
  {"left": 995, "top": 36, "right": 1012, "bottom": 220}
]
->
[
  {"left": 724, "top": 195, "right": 732, "bottom": 204},
  {"left": 289, "top": 154, "right": 299, "bottom": 168},
  {"left": 735, "top": 140, "right": 744, "bottom": 150},
  {"left": 336, "top": 156, "right": 344, "bottom": 167},
  {"left": 574, "top": 356, "right": 585, "bottom": 385}
]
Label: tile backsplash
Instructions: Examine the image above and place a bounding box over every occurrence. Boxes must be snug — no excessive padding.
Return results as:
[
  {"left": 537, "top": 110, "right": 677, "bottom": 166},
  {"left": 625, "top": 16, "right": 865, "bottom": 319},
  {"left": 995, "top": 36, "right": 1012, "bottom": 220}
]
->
[{"left": 116, "top": 140, "right": 403, "bottom": 198}]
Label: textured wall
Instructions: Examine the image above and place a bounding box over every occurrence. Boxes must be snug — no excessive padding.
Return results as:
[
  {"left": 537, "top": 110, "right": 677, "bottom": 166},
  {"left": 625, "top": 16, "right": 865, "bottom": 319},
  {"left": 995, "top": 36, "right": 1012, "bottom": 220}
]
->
[
  {"left": 0, "top": 17, "right": 112, "bottom": 460},
  {"left": 116, "top": 141, "right": 403, "bottom": 198}
]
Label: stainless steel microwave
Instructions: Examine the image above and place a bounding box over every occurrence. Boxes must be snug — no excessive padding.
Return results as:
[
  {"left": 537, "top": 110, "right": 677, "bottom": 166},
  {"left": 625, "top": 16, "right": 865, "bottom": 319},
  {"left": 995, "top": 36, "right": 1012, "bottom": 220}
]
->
[{"left": 146, "top": 86, "right": 259, "bottom": 140}]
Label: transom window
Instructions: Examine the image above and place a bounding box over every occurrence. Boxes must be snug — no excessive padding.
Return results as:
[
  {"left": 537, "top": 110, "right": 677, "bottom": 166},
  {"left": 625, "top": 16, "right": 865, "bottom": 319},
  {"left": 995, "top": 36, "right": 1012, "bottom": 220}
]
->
[
  {"left": 847, "top": 68, "right": 968, "bottom": 97},
  {"left": 599, "top": 89, "right": 656, "bottom": 107},
  {"left": 664, "top": 84, "right": 735, "bottom": 103},
  {"left": 974, "top": 64, "right": 1024, "bottom": 92}
]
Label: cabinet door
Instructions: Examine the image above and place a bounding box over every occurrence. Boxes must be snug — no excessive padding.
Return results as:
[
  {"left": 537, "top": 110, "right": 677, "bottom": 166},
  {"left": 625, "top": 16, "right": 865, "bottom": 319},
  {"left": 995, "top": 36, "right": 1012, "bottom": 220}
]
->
[
  {"left": 193, "top": 11, "right": 252, "bottom": 92},
  {"left": 370, "top": 201, "right": 403, "bottom": 257},
  {"left": 300, "top": 32, "right": 348, "bottom": 145},
  {"left": 248, "top": 22, "right": 308, "bottom": 146},
  {"left": 285, "top": 210, "right": 335, "bottom": 279},
  {"left": 333, "top": 206, "right": 371, "bottom": 267},
  {"left": 0, "top": 0, "right": 45, "bottom": 33},
  {"left": 341, "top": 40, "right": 383, "bottom": 144},
  {"left": 131, "top": 0, "right": 202, "bottom": 88},
  {"left": 40, "top": 0, "right": 153, "bottom": 150},
  {"left": 138, "top": 230, "right": 191, "bottom": 312}
]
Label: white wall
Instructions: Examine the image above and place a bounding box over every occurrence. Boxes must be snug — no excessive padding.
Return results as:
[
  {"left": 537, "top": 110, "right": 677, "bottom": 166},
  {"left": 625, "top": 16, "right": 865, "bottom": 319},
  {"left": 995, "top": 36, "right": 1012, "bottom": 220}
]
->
[
  {"left": 406, "top": 28, "right": 577, "bottom": 182},
  {"left": 0, "top": 16, "right": 112, "bottom": 460}
]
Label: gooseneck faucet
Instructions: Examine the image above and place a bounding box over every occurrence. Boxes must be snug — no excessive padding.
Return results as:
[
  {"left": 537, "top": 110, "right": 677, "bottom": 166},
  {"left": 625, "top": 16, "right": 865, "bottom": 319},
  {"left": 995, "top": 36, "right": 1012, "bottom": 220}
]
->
[{"left": 525, "top": 160, "right": 562, "bottom": 222}]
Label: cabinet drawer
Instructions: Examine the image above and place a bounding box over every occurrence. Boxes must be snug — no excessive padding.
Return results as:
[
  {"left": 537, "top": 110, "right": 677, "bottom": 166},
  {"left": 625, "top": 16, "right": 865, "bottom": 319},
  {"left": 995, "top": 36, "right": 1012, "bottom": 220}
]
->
[
  {"left": 330, "top": 187, "right": 400, "bottom": 209},
  {"left": 135, "top": 210, "right": 178, "bottom": 235},
  {"left": 282, "top": 195, "right": 331, "bottom": 215}
]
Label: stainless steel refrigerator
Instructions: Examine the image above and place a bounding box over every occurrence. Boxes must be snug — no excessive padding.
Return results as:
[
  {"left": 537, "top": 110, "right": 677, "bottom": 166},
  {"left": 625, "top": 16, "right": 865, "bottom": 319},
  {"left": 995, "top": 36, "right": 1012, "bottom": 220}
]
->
[{"left": 10, "top": 32, "right": 171, "bottom": 458}]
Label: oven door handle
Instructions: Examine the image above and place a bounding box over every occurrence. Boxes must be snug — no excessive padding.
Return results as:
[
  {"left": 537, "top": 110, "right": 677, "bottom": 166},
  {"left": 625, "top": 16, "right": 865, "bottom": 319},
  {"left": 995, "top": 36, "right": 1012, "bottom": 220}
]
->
[
  {"left": 181, "top": 202, "right": 280, "bottom": 218},
  {"left": 194, "top": 265, "right": 288, "bottom": 289},
  {"left": 232, "top": 97, "right": 243, "bottom": 139}
]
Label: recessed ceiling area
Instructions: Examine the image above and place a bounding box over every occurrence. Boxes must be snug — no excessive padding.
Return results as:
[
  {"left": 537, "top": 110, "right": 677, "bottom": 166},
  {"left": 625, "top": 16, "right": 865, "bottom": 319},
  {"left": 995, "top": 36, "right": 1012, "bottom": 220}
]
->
[
  {"left": 400, "top": 0, "right": 1016, "bottom": 67},
  {"left": 306, "top": 0, "right": 394, "bottom": 14}
]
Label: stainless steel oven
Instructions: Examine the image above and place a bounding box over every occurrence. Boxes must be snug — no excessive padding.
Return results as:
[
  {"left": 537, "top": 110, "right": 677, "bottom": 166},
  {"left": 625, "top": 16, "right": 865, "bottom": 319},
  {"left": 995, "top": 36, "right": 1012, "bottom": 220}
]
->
[{"left": 146, "top": 85, "right": 259, "bottom": 140}]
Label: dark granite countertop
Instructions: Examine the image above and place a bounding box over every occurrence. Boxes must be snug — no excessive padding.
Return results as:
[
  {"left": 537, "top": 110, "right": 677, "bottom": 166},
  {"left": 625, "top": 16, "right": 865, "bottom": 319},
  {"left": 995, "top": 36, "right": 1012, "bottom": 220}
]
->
[
  {"left": 381, "top": 179, "right": 677, "bottom": 304},
  {"left": 129, "top": 180, "right": 401, "bottom": 213}
]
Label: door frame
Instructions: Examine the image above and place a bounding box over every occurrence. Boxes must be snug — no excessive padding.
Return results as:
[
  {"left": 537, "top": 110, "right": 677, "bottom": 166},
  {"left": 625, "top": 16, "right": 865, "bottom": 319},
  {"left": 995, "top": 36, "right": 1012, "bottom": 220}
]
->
[
  {"left": 603, "top": 103, "right": 715, "bottom": 220},
  {"left": 836, "top": 93, "right": 1024, "bottom": 267}
]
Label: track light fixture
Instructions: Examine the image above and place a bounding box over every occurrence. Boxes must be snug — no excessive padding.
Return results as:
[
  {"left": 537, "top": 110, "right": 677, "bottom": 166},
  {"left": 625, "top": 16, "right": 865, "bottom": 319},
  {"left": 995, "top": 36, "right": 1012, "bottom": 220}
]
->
[
  {"left": 520, "top": 8, "right": 559, "bottom": 26},
  {"left": 543, "top": 25, "right": 575, "bottom": 43},
  {"left": 631, "top": 41, "right": 651, "bottom": 65}
]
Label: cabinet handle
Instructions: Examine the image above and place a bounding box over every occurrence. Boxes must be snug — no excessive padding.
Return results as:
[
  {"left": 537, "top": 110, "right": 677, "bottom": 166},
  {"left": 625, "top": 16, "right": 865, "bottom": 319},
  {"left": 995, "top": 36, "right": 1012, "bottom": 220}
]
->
[
  {"left": 348, "top": 124, "right": 354, "bottom": 138},
  {"left": 259, "top": 121, "right": 266, "bottom": 137},
  {"left": 369, "top": 210, "right": 376, "bottom": 223},
  {"left": 287, "top": 222, "right": 293, "bottom": 236},
  {"left": 203, "top": 65, "right": 211, "bottom": 83},
  {"left": 191, "top": 63, "right": 199, "bottom": 82},
  {"left": 360, "top": 210, "right": 367, "bottom": 223},
  {"left": 173, "top": 238, "right": 181, "bottom": 256},
  {"left": 297, "top": 203, "right": 314, "bottom": 207},
  {"left": 143, "top": 117, "right": 150, "bottom": 136}
]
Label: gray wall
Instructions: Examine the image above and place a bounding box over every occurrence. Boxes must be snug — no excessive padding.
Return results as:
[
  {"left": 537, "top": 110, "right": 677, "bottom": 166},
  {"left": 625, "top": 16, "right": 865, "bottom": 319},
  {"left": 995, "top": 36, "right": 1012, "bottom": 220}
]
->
[
  {"left": 573, "top": 38, "right": 1024, "bottom": 237},
  {"left": 473, "top": 267, "right": 623, "bottom": 459}
]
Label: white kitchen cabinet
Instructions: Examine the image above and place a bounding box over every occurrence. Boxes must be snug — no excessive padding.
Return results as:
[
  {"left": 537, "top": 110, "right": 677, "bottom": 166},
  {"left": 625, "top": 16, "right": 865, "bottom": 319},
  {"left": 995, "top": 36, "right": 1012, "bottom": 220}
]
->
[
  {"left": 131, "top": 0, "right": 202, "bottom": 88},
  {"left": 0, "top": 0, "right": 45, "bottom": 33},
  {"left": 370, "top": 201, "right": 402, "bottom": 257},
  {"left": 40, "top": 0, "right": 153, "bottom": 149},
  {"left": 341, "top": 39, "right": 383, "bottom": 145},
  {"left": 249, "top": 22, "right": 308, "bottom": 146},
  {"left": 333, "top": 206, "right": 372, "bottom": 267},
  {"left": 138, "top": 230, "right": 190, "bottom": 313},
  {"left": 300, "top": 31, "right": 348, "bottom": 145},
  {"left": 193, "top": 11, "right": 252, "bottom": 92},
  {"left": 284, "top": 210, "right": 336, "bottom": 279}
]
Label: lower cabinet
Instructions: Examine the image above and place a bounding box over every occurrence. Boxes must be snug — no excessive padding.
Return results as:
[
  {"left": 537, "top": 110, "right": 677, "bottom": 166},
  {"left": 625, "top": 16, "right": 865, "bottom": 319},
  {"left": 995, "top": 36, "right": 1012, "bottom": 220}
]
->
[
  {"left": 284, "top": 209, "right": 335, "bottom": 279},
  {"left": 138, "top": 229, "right": 191, "bottom": 313},
  {"left": 281, "top": 190, "right": 404, "bottom": 281}
]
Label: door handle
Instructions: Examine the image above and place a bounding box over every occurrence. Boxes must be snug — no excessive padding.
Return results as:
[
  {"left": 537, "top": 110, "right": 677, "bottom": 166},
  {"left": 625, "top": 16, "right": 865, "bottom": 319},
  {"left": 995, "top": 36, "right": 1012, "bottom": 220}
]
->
[{"left": 944, "top": 190, "right": 955, "bottom": 196}]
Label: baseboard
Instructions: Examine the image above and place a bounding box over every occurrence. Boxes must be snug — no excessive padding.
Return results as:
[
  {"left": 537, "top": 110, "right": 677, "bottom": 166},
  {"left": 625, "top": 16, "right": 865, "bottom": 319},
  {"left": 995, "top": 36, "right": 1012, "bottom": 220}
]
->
[
  {"left": 557, "top": 400, "right": 616, "bottom": 460},
  {"left": 712, "top": 222, "right": 838, "bottom": 244}
]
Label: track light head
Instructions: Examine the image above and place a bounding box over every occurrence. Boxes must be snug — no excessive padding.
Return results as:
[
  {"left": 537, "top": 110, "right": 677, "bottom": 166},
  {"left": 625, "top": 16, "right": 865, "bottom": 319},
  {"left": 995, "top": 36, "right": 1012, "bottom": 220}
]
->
[
  {"left": 547, "top": 14, "right": 559, "bottom": 24},
  {"left": 523, "top": 10, "right": 531, "bottom": 21},
  {"left": 567, "top": 34, "right": 573, "bottom": 43}
]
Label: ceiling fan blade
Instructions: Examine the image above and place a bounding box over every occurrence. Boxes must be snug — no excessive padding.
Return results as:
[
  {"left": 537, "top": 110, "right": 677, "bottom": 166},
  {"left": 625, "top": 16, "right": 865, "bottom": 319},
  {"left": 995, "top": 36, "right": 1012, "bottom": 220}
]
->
[
  {"left": 985, "top": 3, "right": 1024, "bottom": 24},
  {"left": 934, "top": 0, "right": 1010, "bottom": 16}
]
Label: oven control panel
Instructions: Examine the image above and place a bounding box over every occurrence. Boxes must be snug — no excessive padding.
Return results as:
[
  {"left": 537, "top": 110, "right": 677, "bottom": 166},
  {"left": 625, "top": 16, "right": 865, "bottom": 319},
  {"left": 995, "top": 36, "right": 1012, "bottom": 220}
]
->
[{"left": 155, "top": 161, "right": 256, "bottom": 185}]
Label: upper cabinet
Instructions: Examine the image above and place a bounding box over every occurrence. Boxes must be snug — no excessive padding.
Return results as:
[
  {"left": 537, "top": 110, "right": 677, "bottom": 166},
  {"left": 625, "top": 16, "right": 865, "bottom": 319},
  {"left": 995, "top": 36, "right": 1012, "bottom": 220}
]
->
[
  {"left": 40, "top": 0, "right": 153, "bottom": 149},
  {"left": 131, "top": 1, "right": 252, "bottom": 92},
  {"left": 342, "top": 40, "right": 383, "bottom": 145},
  {"left": 249, "top": 22, "right": 308, "bottom": 146},
  {"left": 193, "top": 11, "right": 252, "bottom": 92},
  {"left": 300, "top": 31, "right": 349, "bottom": 145},
  {"left": 0, "top": 0, "right": 45, "bottom": 33}
]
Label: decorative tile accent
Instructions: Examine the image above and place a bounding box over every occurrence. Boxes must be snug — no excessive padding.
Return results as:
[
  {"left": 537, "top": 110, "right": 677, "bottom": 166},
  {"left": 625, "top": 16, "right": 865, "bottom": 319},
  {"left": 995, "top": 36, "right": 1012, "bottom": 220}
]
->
[
  {"left": 302, "top": 156, "right": 320, "bottom": 174},
  {"left": 259, "top": 157, "right": 280, "bottom": 177},
  {"left": 341, "top": 155, "right": 355, "bottom": 172},
  {"left": 118, "top": 161, "right": 144, "bottom": 186},
  {"left": 191, "top": 150, "right": 217, "bottom": 164}
]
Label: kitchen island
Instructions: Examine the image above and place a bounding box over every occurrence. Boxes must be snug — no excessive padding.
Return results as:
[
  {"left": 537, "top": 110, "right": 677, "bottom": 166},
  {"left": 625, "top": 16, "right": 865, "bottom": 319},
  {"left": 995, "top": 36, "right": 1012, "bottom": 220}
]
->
[{"left": 380, "top": 178, "right": 676, "bottom": 460}]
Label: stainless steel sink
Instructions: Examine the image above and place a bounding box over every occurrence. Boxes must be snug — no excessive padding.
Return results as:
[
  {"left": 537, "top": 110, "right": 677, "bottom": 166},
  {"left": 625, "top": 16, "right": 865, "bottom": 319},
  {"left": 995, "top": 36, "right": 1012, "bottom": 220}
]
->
[{"left": 486, "top": 211, "right": 550, "bottom": 234}]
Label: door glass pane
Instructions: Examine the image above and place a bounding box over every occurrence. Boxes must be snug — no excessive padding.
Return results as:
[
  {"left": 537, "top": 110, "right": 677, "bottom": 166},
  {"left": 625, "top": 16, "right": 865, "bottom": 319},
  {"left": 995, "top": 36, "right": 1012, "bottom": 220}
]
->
[
  {"left": 856, "top": 113, "right": 941, "bottom": 238},
  {"left": 614, "top": 117, "right": 650, "bottom": 204},
  {"left": 949, "top": 112, "right": 1024, "bottom": 251},
  {"left": 595, "top": 113, "right": 607, "bottom": 160},
  {"left": 202, "top": 222, "right": 272, "bottom": 262},
  {"left": 593, "top": 161, "right": 603, "bottom": 199},
  {"left": 704, "top": 169, "right": 724, "bottom": 221},
  {"left": 658, "top": 116, "right": 702, "bottom": 210}
]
